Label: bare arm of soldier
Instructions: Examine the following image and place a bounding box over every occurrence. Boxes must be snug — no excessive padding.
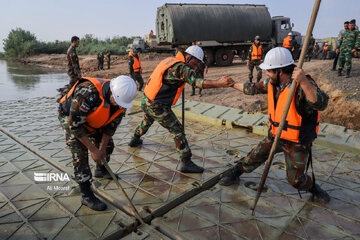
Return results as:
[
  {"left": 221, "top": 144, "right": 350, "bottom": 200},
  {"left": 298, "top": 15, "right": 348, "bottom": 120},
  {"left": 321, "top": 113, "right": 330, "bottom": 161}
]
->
[
  {"left": 202, "top": 76, "right": 234, "bottom": 88},
  {"left": 233, "top": 83, "right": 243, "bottom": 91},
  {"left": 99, "top": 134, "right": 111, "bottom": 157}
]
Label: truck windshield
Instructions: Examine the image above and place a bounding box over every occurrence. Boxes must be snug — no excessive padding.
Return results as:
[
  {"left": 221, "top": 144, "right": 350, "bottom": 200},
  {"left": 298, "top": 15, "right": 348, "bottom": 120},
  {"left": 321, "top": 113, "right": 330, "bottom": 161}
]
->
[
  {"left": 280, "top": 21, "right": 290, "bottom": 30},
  {"left": 133, "top": 40, "right": 139, "bottom": 44}
]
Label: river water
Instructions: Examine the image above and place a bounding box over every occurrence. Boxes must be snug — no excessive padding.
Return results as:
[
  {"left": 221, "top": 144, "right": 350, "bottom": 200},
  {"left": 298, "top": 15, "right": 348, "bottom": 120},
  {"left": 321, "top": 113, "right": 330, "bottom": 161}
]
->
[{"left": 0, "top": 60, "right": 68, "bottom": 101}]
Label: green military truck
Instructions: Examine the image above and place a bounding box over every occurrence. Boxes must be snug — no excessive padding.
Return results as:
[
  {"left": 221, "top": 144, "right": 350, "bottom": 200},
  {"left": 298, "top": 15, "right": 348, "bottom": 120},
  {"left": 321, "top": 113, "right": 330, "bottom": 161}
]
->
[{"left": 156, "top": 3, "right": 302, "bottom": 66}]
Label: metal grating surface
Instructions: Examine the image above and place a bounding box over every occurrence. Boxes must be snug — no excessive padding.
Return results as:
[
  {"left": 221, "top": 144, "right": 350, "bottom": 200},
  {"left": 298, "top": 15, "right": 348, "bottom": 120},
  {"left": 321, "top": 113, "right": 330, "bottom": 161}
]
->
[
  {"left": 0, "top": 130, "right": 135, "bottom": 240},
  {"left": 1, "top": 97, "right": 359, "bottom": 239},
  {"left": 0, "top": 98, "right": 260, "bottom": 220},
  {"left": 152, "top": 146, "right": 360, "bottom": 240}
]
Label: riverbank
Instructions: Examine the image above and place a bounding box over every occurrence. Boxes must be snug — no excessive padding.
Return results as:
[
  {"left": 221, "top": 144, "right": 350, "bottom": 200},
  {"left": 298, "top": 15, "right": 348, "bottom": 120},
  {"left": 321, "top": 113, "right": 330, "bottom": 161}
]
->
[{"left": 20, "top": 53, "right": 360, "bottom": 130}]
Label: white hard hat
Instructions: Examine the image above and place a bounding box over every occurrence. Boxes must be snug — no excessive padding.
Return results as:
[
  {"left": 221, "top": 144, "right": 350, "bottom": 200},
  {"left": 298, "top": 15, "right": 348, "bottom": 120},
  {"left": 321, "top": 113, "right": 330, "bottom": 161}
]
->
[
  {"left": 325, "top": 42, "right": 328, "bottom": 45},
  {"left": 259, "top": 47, "right": 294, "bottom": 70},
  {"left": 288, "top": 32, "right": 293, "bottom": 36},
  {"left": 110, "top": 75, "right": 137, "bottom": 108},
  {"left": 185, "top": 45, "right": 204, "bottom": 62}
]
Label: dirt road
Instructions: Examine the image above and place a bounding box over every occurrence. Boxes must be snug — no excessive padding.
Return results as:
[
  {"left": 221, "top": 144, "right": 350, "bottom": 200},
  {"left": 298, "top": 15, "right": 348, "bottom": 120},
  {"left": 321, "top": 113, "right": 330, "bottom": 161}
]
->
[{"left": 22, "top": 53, "right": 360, "bottom": 130}]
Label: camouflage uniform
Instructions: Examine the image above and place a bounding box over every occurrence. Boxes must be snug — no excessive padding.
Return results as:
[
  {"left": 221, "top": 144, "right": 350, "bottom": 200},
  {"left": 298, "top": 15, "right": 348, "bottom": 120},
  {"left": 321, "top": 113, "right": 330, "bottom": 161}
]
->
[
  {"left": 248, "top": 44, "right": 263, "bottom": 83},
  {"left": 129, "top": 54, "right": 144, "bottom": 91},
  {"left": 134, "top": 62, "right": 203, "bottom": 160},
  {"left": 106, "top": 51, "right": 111, "bottom": 69},
  {"left": 191, "top": 58, "right": 206, "bottom": 96},
  {"left": 67, "top": 45, "right": 81, "bottom": 87},
  {"left": 313, "top": 44, "right": 320, "bottom": 59},
  {"left": 238, "top": 76, "right": 329, "bottom": 190},
  {"left": 58, "top": 80, "right": 125, "bottom": 183},
  {"left": 306, "top": 37, "right": 315, "bottom": 61},
  {"left": 243, "top": 78, "right": 269, "bottom": 95},
  {"left": 97, "top": 52, "right": 104, "bottom": 70},
  {"left": 338, "top": 29, "right": 360, "bottom": 71}
]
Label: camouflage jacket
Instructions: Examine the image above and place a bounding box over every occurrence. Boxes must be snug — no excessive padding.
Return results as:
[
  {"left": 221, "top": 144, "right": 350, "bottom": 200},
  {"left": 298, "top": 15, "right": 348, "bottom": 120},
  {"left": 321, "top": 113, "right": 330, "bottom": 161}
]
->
[
  {"left": 247, "top": 76, "right": 329, "bottom": 115},
  {"left": 67, "top": 45, "right": 81, "bottom": 76},
  {"left": 162, "top": 62, "right": 203, "bottom": 88},
  {"left": 67, "top": 81, "right": 124, "bottom": 138},
  {"left": 145, "top": 62, "right": 204, "bottom": 104},
  {"left": 338, "top": 29, "right": 360, "bottom": 50}
]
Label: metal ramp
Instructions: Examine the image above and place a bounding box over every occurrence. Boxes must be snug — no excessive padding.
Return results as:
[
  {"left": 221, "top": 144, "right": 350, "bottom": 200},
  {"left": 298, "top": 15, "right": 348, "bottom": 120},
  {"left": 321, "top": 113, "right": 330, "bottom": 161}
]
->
[{"left": 0, "top": 97, "right": 359, "bottom": 239}]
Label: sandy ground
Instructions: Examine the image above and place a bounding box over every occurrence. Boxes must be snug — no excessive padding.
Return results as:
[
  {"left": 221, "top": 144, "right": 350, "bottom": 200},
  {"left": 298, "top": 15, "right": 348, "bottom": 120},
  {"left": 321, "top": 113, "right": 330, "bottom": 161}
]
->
[{"left": 22, "top": 53, "right": 360, "bottom": 130}]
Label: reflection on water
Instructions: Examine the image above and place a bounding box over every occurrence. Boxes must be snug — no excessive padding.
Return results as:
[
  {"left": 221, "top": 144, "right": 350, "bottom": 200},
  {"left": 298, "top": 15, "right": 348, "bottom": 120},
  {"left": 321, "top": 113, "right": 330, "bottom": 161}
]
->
[{"left": 0, "top": 60, "right": 68, "bottom": 101}]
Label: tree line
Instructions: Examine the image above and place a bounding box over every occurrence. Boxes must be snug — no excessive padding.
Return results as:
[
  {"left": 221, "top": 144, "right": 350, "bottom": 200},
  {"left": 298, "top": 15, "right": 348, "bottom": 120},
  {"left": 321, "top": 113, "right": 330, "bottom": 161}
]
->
[{"left": 2, "top": 28, "right": 137, "bottom": 58}]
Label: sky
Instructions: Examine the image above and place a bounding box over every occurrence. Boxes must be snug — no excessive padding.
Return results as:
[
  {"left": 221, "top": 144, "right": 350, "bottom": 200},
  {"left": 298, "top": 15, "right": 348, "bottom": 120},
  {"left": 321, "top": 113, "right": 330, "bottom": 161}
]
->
[{"left": 0, "top": 0, "right": 359, "bottom": 52}]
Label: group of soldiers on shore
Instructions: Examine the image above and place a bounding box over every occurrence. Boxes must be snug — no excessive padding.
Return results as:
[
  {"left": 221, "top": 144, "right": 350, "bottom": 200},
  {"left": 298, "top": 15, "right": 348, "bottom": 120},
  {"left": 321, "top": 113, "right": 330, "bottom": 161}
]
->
[
  {"left": 62, "top": 32, "right": 331, "bottom": 211},
  {"left": 97, "top": 51, "right": 111, "bottom": 70},
  {"left": 333, "top": 19, "right": 359, "bottom": 77}
]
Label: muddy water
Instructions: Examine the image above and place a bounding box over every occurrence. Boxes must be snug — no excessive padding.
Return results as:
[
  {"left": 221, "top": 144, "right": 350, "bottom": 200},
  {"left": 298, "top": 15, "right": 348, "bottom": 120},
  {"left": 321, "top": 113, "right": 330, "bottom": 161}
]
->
[{"left": 0, "top": 60, "right": 68, "bottom": 101}]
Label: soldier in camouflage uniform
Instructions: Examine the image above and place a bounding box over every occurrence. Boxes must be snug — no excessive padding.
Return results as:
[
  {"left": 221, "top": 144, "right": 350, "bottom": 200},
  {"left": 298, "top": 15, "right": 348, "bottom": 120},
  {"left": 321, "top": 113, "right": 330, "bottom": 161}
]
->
[
  {"left": 247, "top": 36, "right": 263, "bottom": 83},
  {"left": 67, "top": 36, "right": 81, "bottom": 87},
  {"left": 306, "top": 35, "right": 315, "bottom": 62},
  {"left": 333, "top": 21, "right": 349, "bottom": 71},
  {"left": 58, "top": 76, "right": 137, "bottom": 211},
  {"left": 129, "top": 46, "right": 234, "bottom": 173},
  {"left": 221, "top": 47, "right": 330, "bottom": 203},
  {"left": 128, "top": 49, "right": 144, "bottom": 91},
  {"left": 106, "top": 50, "right": 111, "bottom": 69},
  {"left": 337, "top": 20, "right": 360, "bottom": 77}
]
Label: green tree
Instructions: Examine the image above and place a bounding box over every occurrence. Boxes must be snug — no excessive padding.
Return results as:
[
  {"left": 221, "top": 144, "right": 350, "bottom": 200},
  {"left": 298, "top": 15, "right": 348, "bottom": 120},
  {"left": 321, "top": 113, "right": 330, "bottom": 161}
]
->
[{"left": 3, "top": 28, "right": 37, "bottom": 57}]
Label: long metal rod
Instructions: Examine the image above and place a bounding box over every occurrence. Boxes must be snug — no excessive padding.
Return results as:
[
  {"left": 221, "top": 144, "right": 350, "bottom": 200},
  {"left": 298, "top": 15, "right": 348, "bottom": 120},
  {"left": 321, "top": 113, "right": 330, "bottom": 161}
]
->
[
  {"left": 251, "top": 0, "right": 322, "bottom": 214},
  {"left": 182, "top": 88, "right": 185, "bottom": 130},
  {"left": 102, "top": 160, "right": 145, "bottom": 224}
]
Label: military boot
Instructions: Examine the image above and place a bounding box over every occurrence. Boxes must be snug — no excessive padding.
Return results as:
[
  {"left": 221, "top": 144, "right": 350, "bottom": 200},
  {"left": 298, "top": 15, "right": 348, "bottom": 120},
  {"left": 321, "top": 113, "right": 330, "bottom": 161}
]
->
[
  {"left": 337, "top": 69, "right": 342, "bottom": 76},
  {"left": 180, "top": 158, "right": 204, "bottom": 173},
  {"left": 190, "top": 88, "right": 195, "bottom": 96},
  {"left": 128, "top": 134, "right": 143, "bottom": 147},
  {"left": 219, "top": 163, "right": 243, "bottom": 186},
  {"left": 309, "top": 183, "right": 331, "bottom": 203},
  {"left": 94, "top": 164, "right": 120, "bottom": 180},
  {"left": 79, "top": 181, "right": 107, "bottom": 211},
  {"left": 346, "top": 69, "right": 351, "bottom": 78}
]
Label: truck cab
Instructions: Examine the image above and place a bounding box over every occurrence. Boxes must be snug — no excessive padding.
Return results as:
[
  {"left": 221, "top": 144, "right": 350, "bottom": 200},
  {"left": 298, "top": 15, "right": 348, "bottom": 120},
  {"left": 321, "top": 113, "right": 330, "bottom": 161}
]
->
[
  {"left": 127, "top": 38, "right": 147, "bottom": 53},
  {"left": 272, "top": 16, "right": 301, "bottom": 47}
]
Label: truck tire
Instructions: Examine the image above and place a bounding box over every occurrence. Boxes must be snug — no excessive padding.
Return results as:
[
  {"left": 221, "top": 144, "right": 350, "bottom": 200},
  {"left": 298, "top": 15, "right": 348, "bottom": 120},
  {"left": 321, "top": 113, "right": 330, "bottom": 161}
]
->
[
  {"left": 215, "top": 48, "right": 234, "bottom": 66},
  {"left": 203, "top": 49, "right": 214, "bottom": 66}
]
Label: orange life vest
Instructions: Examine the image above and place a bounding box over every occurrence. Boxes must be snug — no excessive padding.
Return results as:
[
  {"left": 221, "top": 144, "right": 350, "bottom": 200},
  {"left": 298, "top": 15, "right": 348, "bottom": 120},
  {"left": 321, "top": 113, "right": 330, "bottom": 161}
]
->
[
  {"left": 267, "top": 75, "right": 319, "bottom": 143},
  {"left": 129, "top": 51, "right": 142, "bottom": 73},
  {"left": 251, "top": 44, "right": 262, "bottom": 60},
  {"left": 283, "top": 36, "right": 292, "bottom": 49},
  {"left": 59, "top": 77, "right": 125, "bottom": 134},
  {"left": 323, "top": 45, "right": 329, "bottom": 51},
  {"left": 144, "top": 52, "right": 186, "bottom": 106}
]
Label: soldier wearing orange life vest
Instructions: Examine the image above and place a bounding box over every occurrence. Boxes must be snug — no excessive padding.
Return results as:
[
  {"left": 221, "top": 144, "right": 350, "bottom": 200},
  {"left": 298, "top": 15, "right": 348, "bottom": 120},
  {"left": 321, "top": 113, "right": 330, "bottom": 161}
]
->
[
  {"left": 247, "top": 35, "right": 264, "bottom": 83},
  {"left": 129, "top": 49, "right": 144, "bottom": 91},
  {"left": 221, "top": 47, "right": 331, "bottom": 204},
  {"left": 58, "top": 76, "right": 137, "bottom": 211},
  {"left": 128, "top": 46, "right": 235, "bottom": 173}
]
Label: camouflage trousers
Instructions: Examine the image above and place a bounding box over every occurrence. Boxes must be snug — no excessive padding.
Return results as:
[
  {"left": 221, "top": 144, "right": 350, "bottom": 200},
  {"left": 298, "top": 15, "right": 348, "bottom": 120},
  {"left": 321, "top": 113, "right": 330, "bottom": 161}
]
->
[
  {"left": 58, "top": 115, "right": 114, "bottom": 183},
  {"left": 67, "top": 72, "right": 80, "bottom": 87},
  {"left": 249, "top": 60, "right": 262, "bottom": 83},
  {"left": 338, "top": 48, "right": 353, "bottom": 70},
  {"left": 238, "top": 136, "right": 313, "bottom": 191},
  {"left": 134, "top": 96, "right": 191, "bottom": 160},
  {"left": 131, "top": 72, "right": 144, "bottom": 91}
]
